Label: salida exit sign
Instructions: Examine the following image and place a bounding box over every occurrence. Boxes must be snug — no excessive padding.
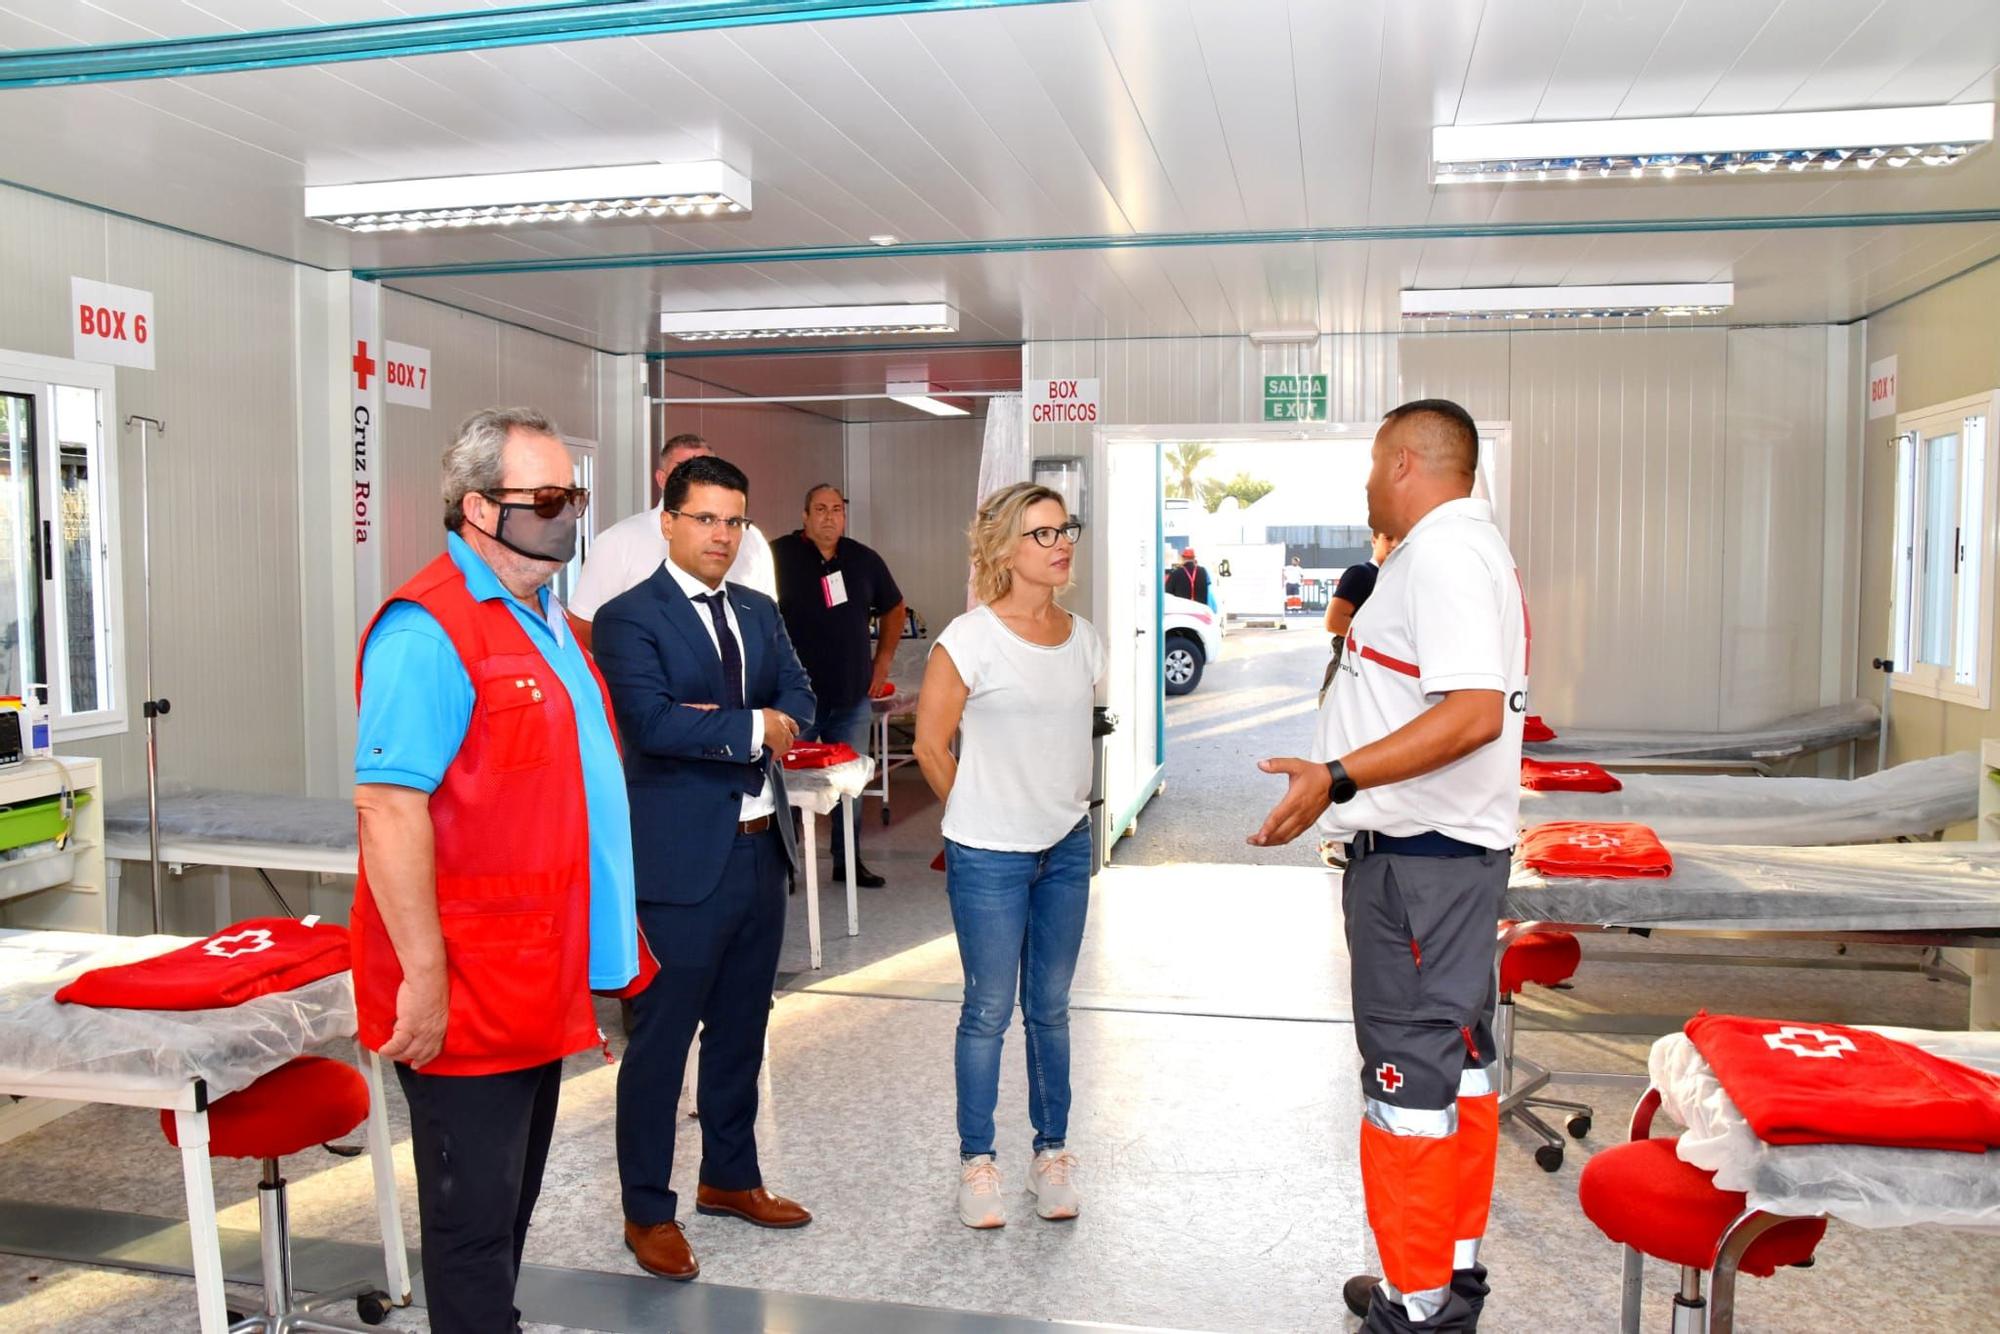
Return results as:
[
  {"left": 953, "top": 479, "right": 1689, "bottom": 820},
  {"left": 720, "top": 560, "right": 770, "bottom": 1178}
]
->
[{"left": 1263, "top": 373, "right": 1327, "bottom": 422}]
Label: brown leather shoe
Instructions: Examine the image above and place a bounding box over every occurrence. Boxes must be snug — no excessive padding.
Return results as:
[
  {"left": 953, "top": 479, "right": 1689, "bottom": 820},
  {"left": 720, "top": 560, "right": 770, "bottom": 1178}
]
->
[
  {"left": 624, "top": 1219, "right": 698, "bottom": 1280},
  {"left": 694, "top": 1184, "right": 813, "bottom": 1229}
]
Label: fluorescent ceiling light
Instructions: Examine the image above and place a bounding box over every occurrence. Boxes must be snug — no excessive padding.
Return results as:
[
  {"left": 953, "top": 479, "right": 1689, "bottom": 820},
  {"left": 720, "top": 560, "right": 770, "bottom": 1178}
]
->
[
  {"left": 659, "top": 303, "right": 958, "bottom": 341},
  {"left": 1433, "top": 103, "right": 1993, "bottom": 183},
  {"left": 887, "top": 380, "right": 970, "bottom": 417},
  {"left": 1249, "top": 327, "right": 1321, "bottom": 345},
  {"left": 305, "top": 160, "right": 751, "bottom": 232},
  {"left": 1401, "top": 283, "right": 1734, "bottom": 320}
]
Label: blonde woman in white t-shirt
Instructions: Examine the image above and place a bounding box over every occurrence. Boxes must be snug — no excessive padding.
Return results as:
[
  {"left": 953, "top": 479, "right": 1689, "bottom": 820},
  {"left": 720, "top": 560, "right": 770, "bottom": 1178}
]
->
[{"left": 915, "top": 483, "right": 1105, "bottom": 1230}]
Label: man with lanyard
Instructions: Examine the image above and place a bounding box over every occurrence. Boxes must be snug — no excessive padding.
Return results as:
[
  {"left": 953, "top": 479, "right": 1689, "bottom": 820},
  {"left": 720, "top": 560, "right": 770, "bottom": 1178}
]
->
[
  {"left": 1251, "top": 398, "right": 1525, "bottom": 1333},
  {"left": 352, "top": 407, "right": 647, "bottom": 1332},
  {"left": 769, "top": 483, "right": 906, "bottom": 887}
]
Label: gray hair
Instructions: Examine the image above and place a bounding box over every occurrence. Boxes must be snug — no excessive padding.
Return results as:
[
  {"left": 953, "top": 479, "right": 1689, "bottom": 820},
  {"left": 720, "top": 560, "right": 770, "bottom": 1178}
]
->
[{"left": 442, "top": 407, "right": 559, "bottom": 532}]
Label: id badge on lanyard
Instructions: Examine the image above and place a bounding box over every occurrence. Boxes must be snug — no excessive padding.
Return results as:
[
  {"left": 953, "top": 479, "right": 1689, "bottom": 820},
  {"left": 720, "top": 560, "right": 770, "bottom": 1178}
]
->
[{"left": 822, "top": 570, "right": 849, "bottom": 608}]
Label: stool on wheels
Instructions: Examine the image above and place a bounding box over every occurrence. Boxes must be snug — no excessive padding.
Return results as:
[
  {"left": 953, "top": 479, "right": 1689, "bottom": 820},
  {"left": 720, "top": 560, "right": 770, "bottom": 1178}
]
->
[
  {"left": 1581, "top": 1088, "right": 1826, "bottom": 1333},
  {"left": 1496, "top": 923, "right": 1593, "bottom": 1170},
  {"left": 159, "top": 1055, "right": 393, "bottom": 1331}
]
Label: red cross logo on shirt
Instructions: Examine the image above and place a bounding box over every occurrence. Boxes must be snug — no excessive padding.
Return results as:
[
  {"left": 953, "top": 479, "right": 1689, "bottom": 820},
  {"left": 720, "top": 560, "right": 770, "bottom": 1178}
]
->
[
  {"left": 1573, "top": 830, "right": 1623, "bottom": 851},
  {"left": 1555, "top": 767, "right": 1593, "bottom": 779},
  {"left": 1762, "top": 1026, "right": 1858, "bottom": 1060},
  {"left": 1375, "top": 1063, "right": 1404, "bottom": 1094},
  {"left": 352, "top": 340, "right": 377, "bottom": 390},
  {"left": 203, "top": 928, "right": 275, "bottom": 960}
]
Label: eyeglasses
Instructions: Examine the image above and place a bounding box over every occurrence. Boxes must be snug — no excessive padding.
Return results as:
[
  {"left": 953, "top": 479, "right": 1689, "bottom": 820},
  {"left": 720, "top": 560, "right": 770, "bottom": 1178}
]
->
[
  {"left": 669, "top": 510, "right": 753, "bottom": 533},
  {"left": 481, "top": 486, "right": 589, "bottom": 519},
  {"left": 1023, "top": 521, "right": 1084, "bottom": 548}
]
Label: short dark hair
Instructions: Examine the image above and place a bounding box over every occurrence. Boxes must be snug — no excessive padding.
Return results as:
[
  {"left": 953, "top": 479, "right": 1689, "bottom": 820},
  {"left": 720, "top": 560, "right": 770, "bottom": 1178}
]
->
[
  {"left": 803, "top": 483, "right": 844, "bottom": 510},
  {"left": 1382, "top": 397, "right": 1478, "bottom": 477},
  {"left": 664, "top": 454, "right": 749, "bottom": 511},
  {"left": 658, "top": 432, "right": 708, "bottom": 466}
]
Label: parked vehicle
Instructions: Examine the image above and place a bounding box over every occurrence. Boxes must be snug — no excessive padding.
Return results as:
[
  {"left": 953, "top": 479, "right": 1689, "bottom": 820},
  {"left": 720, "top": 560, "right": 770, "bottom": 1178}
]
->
[{"left": 1164, "top": 593, "right": 1223, "bottom": 695}]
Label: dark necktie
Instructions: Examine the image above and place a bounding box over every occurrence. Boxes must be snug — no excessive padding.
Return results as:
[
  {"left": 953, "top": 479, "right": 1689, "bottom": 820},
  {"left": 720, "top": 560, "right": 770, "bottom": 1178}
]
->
[{"left": 697, "top": 590, "right": 763, "bottom": 796}]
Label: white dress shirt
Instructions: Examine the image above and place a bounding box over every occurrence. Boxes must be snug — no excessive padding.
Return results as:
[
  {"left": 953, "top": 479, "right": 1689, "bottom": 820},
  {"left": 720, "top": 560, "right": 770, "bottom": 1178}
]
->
[
  {"left": 662, "top": 556, "right": 776, "bottom": 822},
  {"left": 571, "top": 504, "right": 777, "bottom": 619}
]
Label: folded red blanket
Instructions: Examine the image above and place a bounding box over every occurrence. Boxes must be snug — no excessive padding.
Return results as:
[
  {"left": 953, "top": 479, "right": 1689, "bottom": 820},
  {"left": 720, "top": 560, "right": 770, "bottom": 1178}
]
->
[
  {"left": 1686, "top": 1012, "right": 2000, "bottom": 1153},
  {"left": 56, "top": 917, "right": 350, "bottom": 1011},
  {"left": 781, "top": 741, "right": 862, "bottom": 770},
  {"left": 1523, "top": 714, "right": 1556, "bottom": 742},
  {"left": 1521, "top": 758, "right": 1622, "bottom": 793},
  {"left": 1519, "top": 822, "right": 1673, "bottom": 878}
]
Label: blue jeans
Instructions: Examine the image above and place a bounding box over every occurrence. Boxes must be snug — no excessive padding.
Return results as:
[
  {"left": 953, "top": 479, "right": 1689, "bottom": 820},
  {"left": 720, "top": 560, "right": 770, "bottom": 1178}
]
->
[
  {"left": 801, "top": 696, "right": 873, "bottom": 868},
  {"left": 944, "top": 818, "right": 1091, "bottom": 1159}
]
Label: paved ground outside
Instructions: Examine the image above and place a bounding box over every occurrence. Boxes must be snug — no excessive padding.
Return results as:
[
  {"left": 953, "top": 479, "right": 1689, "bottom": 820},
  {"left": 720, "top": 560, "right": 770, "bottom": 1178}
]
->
[{"left": 1119, "top": 619, "right": 1332, "bottom": 867}]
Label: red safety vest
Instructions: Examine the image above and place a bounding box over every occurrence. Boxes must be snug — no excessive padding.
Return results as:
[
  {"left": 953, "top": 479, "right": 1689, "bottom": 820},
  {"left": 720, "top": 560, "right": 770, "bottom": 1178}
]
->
[{"left": 349, "top": 552, "right": 609, "bottom": 1076}]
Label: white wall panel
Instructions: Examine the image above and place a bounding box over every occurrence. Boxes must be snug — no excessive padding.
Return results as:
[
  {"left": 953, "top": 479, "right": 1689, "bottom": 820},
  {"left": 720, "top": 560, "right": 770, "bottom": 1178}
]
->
[
  {"left": 845, "top": 417, "right": 985, "bottom": 635},
  {"left": 651, "top": 373, "right": 844, "bottom": 541}
]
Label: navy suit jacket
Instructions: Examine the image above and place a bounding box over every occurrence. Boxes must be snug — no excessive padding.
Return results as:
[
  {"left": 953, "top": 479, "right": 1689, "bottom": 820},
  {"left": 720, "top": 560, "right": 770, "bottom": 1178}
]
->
[{"left": 593, "top": 563, "right": 817, "bottom": 906}]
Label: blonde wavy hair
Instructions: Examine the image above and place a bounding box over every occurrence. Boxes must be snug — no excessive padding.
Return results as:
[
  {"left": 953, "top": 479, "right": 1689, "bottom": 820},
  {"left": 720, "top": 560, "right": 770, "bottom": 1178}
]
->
[{"left": 969, "top": 482, "right": 1070, "bottom": 605}]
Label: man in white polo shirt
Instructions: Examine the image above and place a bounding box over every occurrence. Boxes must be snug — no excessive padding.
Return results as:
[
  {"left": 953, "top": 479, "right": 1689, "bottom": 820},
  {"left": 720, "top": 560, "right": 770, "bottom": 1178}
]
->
[
  {"left": 568, "top": 433, "right": 777, "bottom": 650},
  {"left": 1250, "top": 398, "right": 1526, "bottom": 1333}
]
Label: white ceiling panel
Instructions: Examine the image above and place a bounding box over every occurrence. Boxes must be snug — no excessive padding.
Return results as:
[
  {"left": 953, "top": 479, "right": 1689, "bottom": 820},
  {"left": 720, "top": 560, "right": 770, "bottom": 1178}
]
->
[
  {"left": 1611, "top": 0, "right": 1788, "bottom": 120},
  {"left": 1695, "top": 0, "right": 1894, "bottom": 116}
]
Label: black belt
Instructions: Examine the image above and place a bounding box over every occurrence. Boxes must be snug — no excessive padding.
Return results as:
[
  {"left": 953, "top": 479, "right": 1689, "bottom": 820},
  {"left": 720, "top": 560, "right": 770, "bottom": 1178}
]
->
[{"left": 1346, "top": 830, "right": 1495, "bottom": 860}]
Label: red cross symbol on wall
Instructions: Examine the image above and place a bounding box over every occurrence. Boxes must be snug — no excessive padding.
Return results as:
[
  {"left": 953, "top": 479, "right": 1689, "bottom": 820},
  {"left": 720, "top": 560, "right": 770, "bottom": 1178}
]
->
[
  {"left": 353, "top": 340, "right": 377, "bottom": 390},
  {"left": 1375, "top": 1063, "right": 1404, "bottom": 1094}
]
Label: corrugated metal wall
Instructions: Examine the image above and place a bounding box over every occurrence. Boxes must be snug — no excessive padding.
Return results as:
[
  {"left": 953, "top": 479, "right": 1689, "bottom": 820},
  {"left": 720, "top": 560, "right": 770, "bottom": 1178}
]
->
[
  {"left": 379, "top": 291, "right": 604, "bottom": 591},
  {"left": 844, "top": 416, "right": 985, "bottom": 635},
  {"left": 1858, "top": 260, "right": 2000, "bottom": 766},
  {"left": 1030, "top": 325, "right": 1839, "bottom": 734},
  {"left": 650, "top": 370, "right": 844, "bottom": 540},
  {"left": 0, "top": 185, "right": 306, "bottom": 800}
]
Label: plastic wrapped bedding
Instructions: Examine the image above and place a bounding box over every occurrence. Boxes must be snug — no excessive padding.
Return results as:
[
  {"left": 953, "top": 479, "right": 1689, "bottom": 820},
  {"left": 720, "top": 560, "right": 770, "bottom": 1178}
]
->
[
  {"left": 1652, "top": 1028, "right": 2000, "bottom": 1231},
  {"left": 0, "top": 930, "right": 355, "bottom": 1100},
  {"left": 1504, "top": 841, "right": 2000, "bottom": 933},
  {"left": 1519, "top": 752, "right": 1977, "bottom": 845},
  {"left": 784, "top": 756, "right": 876, "bottom": 816},
  {"left": 869, "top": 638, "right": 930, "bottom": 718},
  {"left": 104, "top": 789, "right": 357, "bottom": 851},
  {"left": 1524, "top": 699, "right": 1880, "bottom": 762}
]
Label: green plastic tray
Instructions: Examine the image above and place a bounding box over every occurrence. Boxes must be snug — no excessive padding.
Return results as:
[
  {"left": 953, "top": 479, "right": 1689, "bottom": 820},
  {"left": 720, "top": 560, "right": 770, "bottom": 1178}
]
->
[{"left": 0, "top": 789, "right": 90, "bottom": 853}]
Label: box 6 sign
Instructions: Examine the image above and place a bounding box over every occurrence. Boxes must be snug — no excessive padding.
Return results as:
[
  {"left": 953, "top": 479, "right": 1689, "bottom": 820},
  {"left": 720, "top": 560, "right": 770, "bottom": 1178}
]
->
[
  {"left": 382, "top": 341, "right": 432, "bottom": 410},
  {"left": 72, "top": 277, "right": 154, "bottom": 370},
  {"left": 1029, "top": 378, "right": 1100, "bottom": 425}
]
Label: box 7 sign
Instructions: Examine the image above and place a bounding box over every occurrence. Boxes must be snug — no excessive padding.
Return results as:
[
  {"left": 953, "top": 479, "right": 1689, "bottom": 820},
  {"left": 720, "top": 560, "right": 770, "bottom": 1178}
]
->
[
  {"left": 72, "top": 277, "right": 154, "bottom": 370},
  {"left": 382, "top": 341, "right": 432, "bottom": 410}
]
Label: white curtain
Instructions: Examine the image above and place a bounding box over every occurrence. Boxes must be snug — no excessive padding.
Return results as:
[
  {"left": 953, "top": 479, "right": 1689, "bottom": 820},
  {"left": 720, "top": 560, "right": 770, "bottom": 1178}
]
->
[{"left": 969, "top": 394, "right": 1027, "bottom": 608}]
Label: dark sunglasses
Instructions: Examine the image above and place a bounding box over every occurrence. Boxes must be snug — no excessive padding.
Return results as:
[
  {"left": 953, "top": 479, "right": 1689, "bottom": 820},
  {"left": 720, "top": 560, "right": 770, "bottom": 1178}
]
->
[{"left": 482, "top": 485, "right": 589, "bottom": 519}]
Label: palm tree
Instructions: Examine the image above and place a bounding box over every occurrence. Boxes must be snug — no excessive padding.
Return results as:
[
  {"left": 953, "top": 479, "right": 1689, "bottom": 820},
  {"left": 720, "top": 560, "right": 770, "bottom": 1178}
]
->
[{"left": 1164, "top": 442, "right": 1215, "bottom": 500}]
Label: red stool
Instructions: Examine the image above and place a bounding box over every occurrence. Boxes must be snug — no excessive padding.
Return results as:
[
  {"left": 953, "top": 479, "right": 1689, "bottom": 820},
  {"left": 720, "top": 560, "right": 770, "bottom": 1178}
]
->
[
  {"left": 1496, "top": 924, "right": 1592, "bottom": 1170},
  {"left": 160, "top": 1056, "right": 390, "bottom": 1331},
  {"left": 1581, "top": 1089, "right": 1826, "bottom": 1333}
]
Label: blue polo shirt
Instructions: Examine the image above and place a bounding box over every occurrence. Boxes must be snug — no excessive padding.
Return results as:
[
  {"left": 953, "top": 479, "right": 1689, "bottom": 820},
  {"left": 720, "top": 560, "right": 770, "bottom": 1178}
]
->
[{"left": 355, "top": 532, "right": 638, "bottom": 991}]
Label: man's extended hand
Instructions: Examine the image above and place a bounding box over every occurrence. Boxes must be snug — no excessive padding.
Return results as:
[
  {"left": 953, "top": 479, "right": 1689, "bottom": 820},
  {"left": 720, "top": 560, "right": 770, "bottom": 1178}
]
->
[
  {"left": 377, "top": 967, "right": 450, "bottom": 1068},
  {"left": 868, "top": 661, "right": 894, "bottom": 697},
  {"left": 763, "top": 709, "right": 799, "bottom": 756},
  {"left": 1248, "top": 757, "right": 1334, "bottom": 847}
]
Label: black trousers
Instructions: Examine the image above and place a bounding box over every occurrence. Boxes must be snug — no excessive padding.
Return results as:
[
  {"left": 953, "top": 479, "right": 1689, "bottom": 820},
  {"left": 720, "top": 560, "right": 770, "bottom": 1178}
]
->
[
  {"left": 395, "top": 1058, "right": 562, "bottom": 1334},
  {"left": 618, "top": 826, "right": 787, "bottom": 1224}
]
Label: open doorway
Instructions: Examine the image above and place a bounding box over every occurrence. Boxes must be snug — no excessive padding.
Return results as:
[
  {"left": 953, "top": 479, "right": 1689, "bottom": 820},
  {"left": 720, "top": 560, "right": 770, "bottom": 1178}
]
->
[{"left": 1100, "top": 423, "right": 1511, "bottom": 865}]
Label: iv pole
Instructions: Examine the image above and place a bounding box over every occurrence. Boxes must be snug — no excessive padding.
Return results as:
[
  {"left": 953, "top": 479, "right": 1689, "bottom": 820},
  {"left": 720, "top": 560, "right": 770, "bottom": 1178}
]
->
[{"left": 123, "top": 416, "right": 169, "bottom": 933}]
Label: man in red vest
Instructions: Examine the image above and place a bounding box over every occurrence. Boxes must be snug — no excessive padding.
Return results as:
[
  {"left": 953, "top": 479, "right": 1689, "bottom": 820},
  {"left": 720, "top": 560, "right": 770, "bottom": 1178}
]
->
[{"left": 351, "top": 407, "right": 643, "bottom": 1333}]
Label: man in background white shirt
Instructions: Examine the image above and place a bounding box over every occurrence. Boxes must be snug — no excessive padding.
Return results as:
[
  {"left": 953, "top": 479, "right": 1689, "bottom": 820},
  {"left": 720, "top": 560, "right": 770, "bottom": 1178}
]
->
[{"left": 568, "top": 433, "right": 777, "bottom": 649}]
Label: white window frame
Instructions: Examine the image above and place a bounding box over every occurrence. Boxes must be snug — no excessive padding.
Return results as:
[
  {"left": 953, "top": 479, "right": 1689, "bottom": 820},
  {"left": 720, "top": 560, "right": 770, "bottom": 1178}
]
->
[
  {"left": 1889, "top": 389, "right": 1998, "bottom": 710},
  {"left": 553, "top": 436, "right": 597, "bottom": 608}
]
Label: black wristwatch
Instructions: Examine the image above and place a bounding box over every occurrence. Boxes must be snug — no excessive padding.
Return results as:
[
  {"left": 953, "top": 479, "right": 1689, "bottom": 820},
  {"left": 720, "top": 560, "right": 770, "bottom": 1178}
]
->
[{"left": 1325, "top": 759, "right": 1359, "bottom": 804}]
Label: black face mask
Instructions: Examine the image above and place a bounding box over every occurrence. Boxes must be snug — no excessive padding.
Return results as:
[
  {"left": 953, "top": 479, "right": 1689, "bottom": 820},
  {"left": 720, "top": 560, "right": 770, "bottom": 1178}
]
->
[{"left": 472, "top": 502, "right": 578, "bottom": 564}]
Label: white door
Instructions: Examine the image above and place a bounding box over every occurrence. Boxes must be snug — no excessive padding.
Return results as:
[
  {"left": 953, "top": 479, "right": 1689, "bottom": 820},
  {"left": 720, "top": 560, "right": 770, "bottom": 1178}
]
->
[{"left": 1102, "top": 440, "right": 1164, "bottom": 839}]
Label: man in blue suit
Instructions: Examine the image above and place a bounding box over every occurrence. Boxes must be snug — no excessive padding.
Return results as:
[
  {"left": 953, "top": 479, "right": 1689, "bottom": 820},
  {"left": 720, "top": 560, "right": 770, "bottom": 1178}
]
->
[{"left": 593, "top": 454, "right": 818, "bottom": 1282}]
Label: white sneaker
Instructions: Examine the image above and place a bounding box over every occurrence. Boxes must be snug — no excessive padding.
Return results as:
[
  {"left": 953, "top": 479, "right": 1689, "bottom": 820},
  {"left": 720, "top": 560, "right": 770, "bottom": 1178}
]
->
[
  {"left": 1027, "top": 1148, "right": 1081, "bottom": 1220},
  {"left": 957, "top": 1155, "right": 1005, "bottom": 1229}
]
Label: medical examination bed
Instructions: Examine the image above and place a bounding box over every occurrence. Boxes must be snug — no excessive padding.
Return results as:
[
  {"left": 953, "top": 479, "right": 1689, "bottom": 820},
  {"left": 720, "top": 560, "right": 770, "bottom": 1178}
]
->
[
  {"left": 0, "top": 928, "right": 410, "bottom": 1334},
  {"left": 866, "top": 636, "right": 930, "bottom": 823},
  {"left": 1520, "top": 752, "right": 1977, "bottom": 846},
  {"left": 104, "top": 773, "right": 875, "bottom": 967},
  {"left": 1616, "top": 1027, "right": 2000, "bottom": 1332},
  {"left": 1525, "top": 699, "right": 1880, "bottom": 768}
]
